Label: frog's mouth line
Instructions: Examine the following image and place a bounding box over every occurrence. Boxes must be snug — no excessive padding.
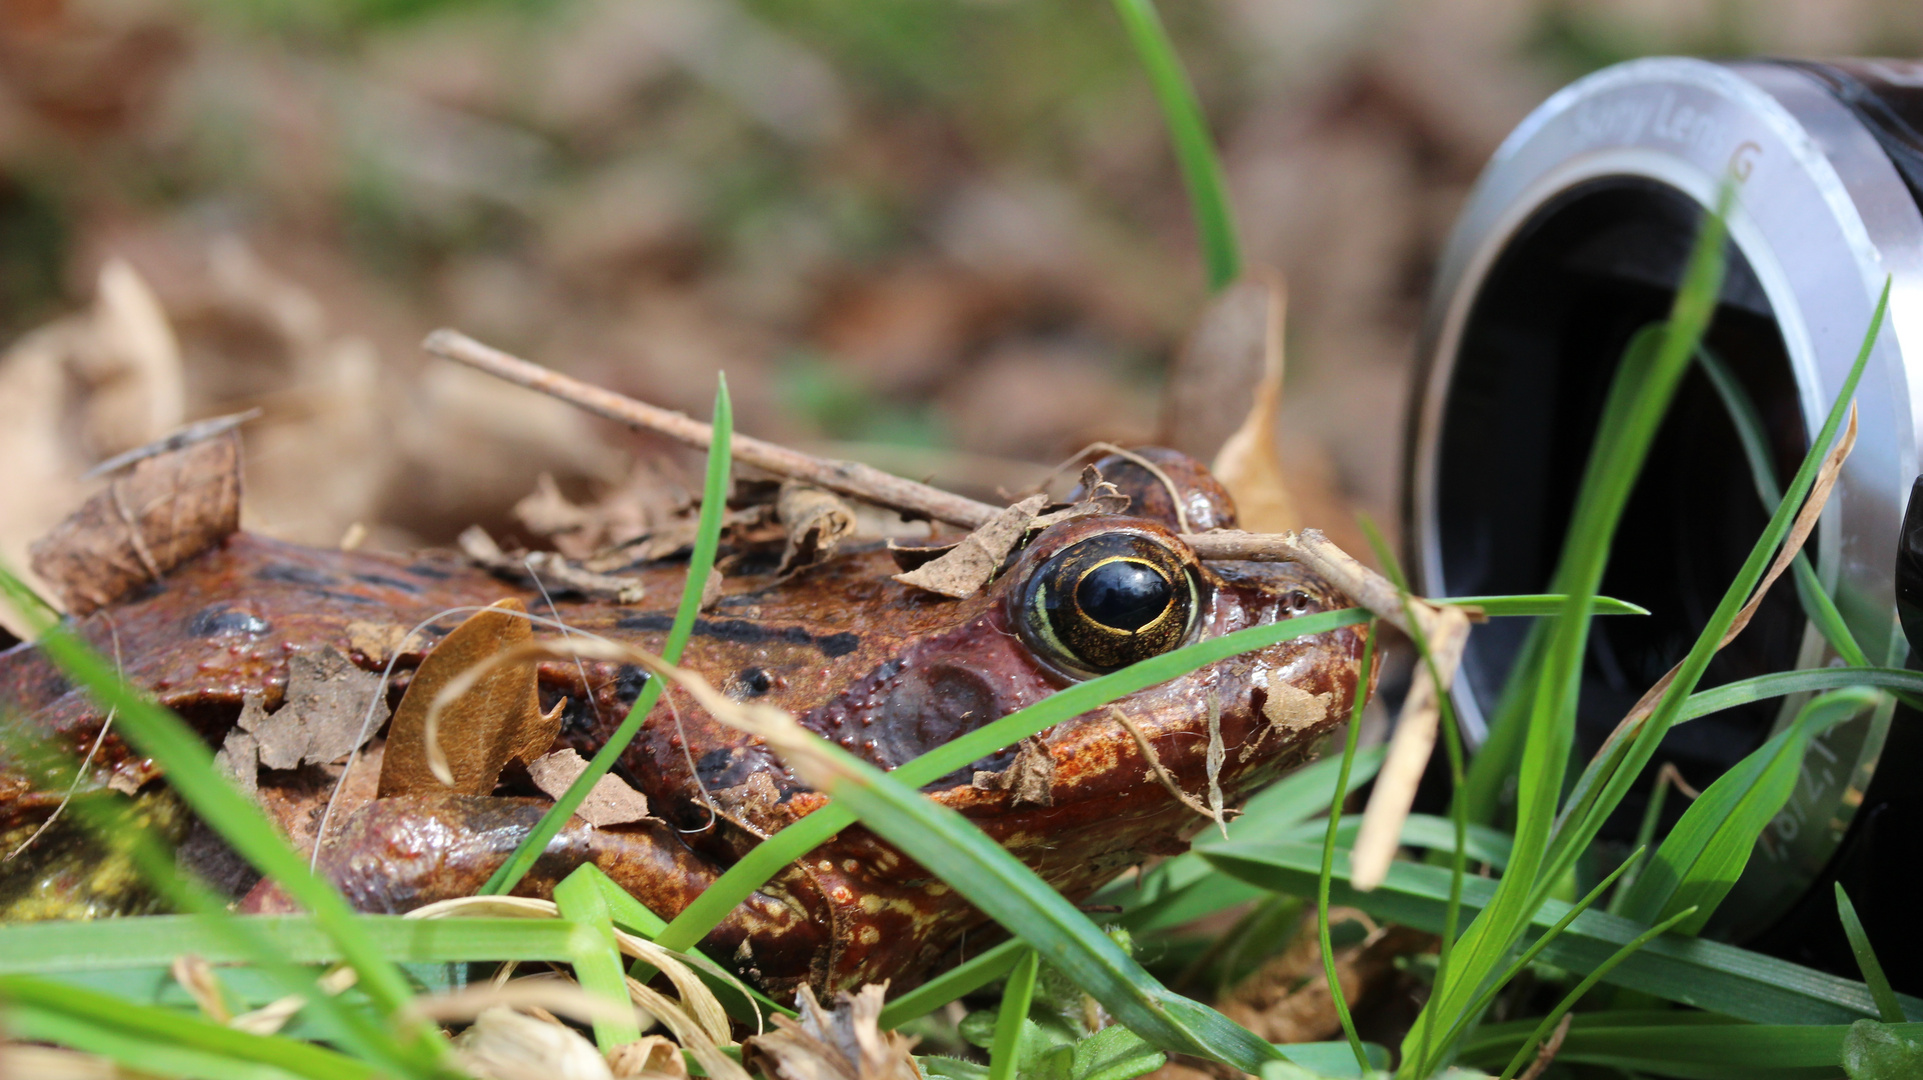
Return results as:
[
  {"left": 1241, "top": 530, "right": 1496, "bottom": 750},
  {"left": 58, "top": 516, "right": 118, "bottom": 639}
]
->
[{"left": 614, "top": 613, "right": 861, "bottom": 659}]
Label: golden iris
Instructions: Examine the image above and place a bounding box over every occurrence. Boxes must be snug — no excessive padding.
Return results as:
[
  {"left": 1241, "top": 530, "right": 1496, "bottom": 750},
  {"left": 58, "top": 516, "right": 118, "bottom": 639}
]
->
[{"left": 1020, "top": 532, "right": 1198, "bottom": 674}]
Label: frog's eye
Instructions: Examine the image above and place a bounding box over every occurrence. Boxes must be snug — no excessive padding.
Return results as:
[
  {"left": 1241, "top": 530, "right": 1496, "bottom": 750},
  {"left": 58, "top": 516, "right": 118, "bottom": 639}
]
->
[{"left": 1016, "top": 530, "right": 1200, "bottom": 675}]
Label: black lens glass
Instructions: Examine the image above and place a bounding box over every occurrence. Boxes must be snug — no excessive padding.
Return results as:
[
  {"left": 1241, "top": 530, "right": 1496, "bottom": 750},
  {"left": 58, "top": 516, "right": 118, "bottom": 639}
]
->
[{"left": 1074, "top": 560, "right": 1170, "bottom": 632}]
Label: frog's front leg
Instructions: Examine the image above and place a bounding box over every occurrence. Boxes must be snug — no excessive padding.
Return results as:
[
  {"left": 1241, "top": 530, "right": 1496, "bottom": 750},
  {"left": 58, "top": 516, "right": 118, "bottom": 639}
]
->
[{"left": 239, "top": 793, "right": 828, "bottom": 993}]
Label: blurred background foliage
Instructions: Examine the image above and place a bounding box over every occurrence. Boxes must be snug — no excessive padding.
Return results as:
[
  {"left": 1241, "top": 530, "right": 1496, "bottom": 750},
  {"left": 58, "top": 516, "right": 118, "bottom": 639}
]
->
[{"left": 3, "top": 0, "right": 1922, "bottom": 559}]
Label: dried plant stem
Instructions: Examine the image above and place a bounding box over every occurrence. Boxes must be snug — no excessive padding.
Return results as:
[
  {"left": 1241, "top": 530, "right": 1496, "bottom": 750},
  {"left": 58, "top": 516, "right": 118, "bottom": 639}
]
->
[{"left": 425, "top": 329, "right": 1000, "bottom": 530}]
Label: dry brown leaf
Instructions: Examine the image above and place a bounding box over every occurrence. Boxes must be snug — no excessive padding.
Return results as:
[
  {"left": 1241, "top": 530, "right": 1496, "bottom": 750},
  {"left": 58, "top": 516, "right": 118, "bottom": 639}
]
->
[
  {"left": 609, "top": 1035, "right": 689, "bottom": 1080},
  {"left": 346, "top": 621, "right": 410, "bottom": 667},
  {"left": 1217, "top": 916, "right": 1430, "bottom": 1044},
  {"left": 776, "top": 482, "right": 857, "bottom": 574},
  {"left": 0, "top": 1043, "right": 129, "bottom": 1079},
  {"left": 455, "top": 1006, "right": 616, "bottom": 1080},
  {"left": 527, "top": 747, "right": 652, "bottom": 827},
  {"left": 215, "top": 726, "right": 260, "bottom": 798},
  {"left": 171, "top": 954, "right": 232, "bottom": 1023},
  {"left": 29, "top": 432, "right": 242, "bottom": 616},
  {"left": 1209, "top": 277, "right": 1298, "bottom": 534},
  {"left": 253, "top": 646, "right": 387, "bottom": 770},
  {"left": 970, "top": 737, "right": 1055, "bottom": 808},
  {"left": 1162, "top": 275, "right": 1274, "bottom": 462},
  {"left": 742, "top": 984, "right": 920, "bottom": 1080},
  {"left": 380, "top": 599, "right": 553, "bottom": 796},
  {"left": 891, "top": 493, "right": 1046, "bottom": 598}
]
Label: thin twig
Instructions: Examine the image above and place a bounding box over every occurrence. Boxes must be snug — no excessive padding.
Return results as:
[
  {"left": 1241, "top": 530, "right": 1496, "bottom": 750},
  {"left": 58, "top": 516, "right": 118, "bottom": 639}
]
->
[
  {"left": 426, "top": 329, "right": 999, "bottom": 529},
  {"left": 1517, "top": 1012, "right": 1574, "bottom": 1080},
  {"left": 1107, "top": 707, "right": 1217, "bottom": 821}
]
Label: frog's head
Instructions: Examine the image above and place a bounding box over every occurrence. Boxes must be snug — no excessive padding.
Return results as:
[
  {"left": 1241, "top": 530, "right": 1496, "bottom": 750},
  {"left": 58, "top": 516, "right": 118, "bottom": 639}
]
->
[{"left": 605, "top": 447, "right": 1368, "bottom": 989}]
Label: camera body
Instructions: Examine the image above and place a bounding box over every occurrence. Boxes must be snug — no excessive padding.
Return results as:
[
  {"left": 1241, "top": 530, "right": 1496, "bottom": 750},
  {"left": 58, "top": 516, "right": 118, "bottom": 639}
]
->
[{"left": 1404, "top": 59, "right": 1923, "bottom": 986}]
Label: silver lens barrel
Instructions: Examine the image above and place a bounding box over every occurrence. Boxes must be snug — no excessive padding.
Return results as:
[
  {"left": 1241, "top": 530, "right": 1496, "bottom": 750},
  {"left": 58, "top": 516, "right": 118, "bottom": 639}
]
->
[{"left": 1404, "top": 59, "right": 1923, "bottom": 952}]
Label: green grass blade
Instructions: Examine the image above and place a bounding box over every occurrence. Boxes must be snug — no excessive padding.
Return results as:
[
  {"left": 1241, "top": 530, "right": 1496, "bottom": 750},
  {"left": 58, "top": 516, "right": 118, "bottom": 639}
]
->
[
  {"left": 1836, "top": 883, "right": 1905, "bottom": 1023},
  {"left": 485, "top": 378, "right": 734, "bottom": 895},
  {"left": 793, "top": 746, "right": 1284, "bottom": 1070},
  {"left": 1617, "top": 689, "right": 1880, "bottom": 934},
  {"left": 1548, "top": 277, "right": 1889, "bottom": 896},
  {"left": 1496, "top": 906, "right": 1698, "bottom": 1079},
  {"left": 1201, "top": 841, "right": 1920, "bottom": 1025},
  {"left": 0, "top": 975, "right": 378, "bottom": 1080},
  {"left": 3, "top": 1005, "right": 313, "bottom": 1080},
  {"left": 880, "top": 940, "right": 1026, "bottom": 1029},
  {"left": 0, "top": 569, "right": 443, "bottom": 1074},
  {"left": 654, "top": 606, "right": 1368, "bottom": 952},
  {"left": 1442, "top": 594, "right": 1649, "bottom": 616},
  {"left": 988, "top": 950, "right": 1040, "bottom": 1080},
  {"left": 1460, "top": 1014, "right": 1921, "bottom": 1078},
  {"left": 554, "top": 866, "right": 644, "bottom": 1049},
  {"left": 1678, "top": 666, "right": 1923, "bottom": 722},
  {"left": 1317, "top": 621, "right": 1375, "bottom": 1075},
  {"left": 1433, "top": 847, "right": 1646, "bottom": 1058},
  {"left": 0, "top": 916, "right": 585, "bottom": 971},
  {"left": 1696, "top": 345, "right": 1873, "bottom": 670},
  {"left": 1108, "top": 0, "right": 1238, "bottom": 290}
]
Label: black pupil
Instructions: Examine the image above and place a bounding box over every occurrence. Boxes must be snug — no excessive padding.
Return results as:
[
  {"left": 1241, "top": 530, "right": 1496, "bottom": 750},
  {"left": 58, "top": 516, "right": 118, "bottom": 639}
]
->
[{"left": 1075, "top": 560, "right": 1171, "bottom": 632}]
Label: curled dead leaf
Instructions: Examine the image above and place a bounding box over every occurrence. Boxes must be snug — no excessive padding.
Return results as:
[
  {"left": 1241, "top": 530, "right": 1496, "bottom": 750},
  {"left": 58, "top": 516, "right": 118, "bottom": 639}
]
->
[
  {"left": 777, "top": 482, "right": 857, "bottom": 574},
  {"left": 609, "top": 1035, "right": 689, "bottom": 1080},
  {"left": 742, "top": 984, "right": 920, "bottom": 1080},
  {"left": 1209, "top": 277, "right": 1298, "bottom": 534},
  {"left": 29, "top": 433, "right": 242, "bottom": 616},
  {"left": 381, "top": 599, "right": 555, "bottom": 796},
  {"left": 455, "top": 1006, "right": 618, "bottom": 1080},
  {"left": 461, "top": 525, "right": 648, "bottom": 604},
  {"left": 891, "top": 493, "right": 1046, "bottom": 599}
]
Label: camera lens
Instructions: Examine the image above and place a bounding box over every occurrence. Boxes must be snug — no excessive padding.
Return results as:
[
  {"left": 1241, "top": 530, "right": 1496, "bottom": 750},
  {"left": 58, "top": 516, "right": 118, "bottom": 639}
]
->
[{"left": 1407, "top": 59, "right": 1923, "bottom": 987}]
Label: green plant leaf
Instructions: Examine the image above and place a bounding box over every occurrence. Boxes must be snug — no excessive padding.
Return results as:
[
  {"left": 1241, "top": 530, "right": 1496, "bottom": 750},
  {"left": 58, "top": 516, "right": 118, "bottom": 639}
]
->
[
  {"left": 1458, "top": 1013, "right": 1923, "bottom": 1079},
  {"left": 0, "top": 975, "right": 378, "bottom": 1080},
  {"left": 554, "top": 866, "right": 644, "bottom": 1049},
  {"left": 1679, "top": 667, "right": 1923, "bottom": 722},
  {"left": 1070, "top": 1024, "right": 1166, "bottom": 1080},
  {"left": 787, "top": 741, "right": 1284, "bottom": 1071},
  {"left": 1836, "top": 884, "right": 1906, "bottom": 1023},
  {"left": 880, "top": 940, "right": 1026, "bottom": 1030},
  {"left": 1318, "top": 619, "right": 1375, "bottom": 1075},
  {"left": 485, "top": 377, "right": 734, "bottom": 895},
  {"left": 1108, "top": 0, "right": 1238, "bottom": 289},
  {"left": 1844, "top": 1019, "right": 1923, "bottom": 1079},
  {"left": 1496, "top": 906, "right": 1699, "bottom": 1079},
  {"left": 989, "top": 950, "right": 1041, "bottom": 1080},
  {"left": 1442, "top": 594, "right": 1648, "bottom": 616},
  {"left": 1201, "top": 841, "right": 1921, "bottom": 1025},
  {"left": 1616, "top": 688, "right": 1882, "bottom": 934}
]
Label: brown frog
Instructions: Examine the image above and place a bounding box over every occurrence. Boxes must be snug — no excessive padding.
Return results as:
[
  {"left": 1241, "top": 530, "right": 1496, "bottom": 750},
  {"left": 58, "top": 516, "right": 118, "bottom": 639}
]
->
[{"left": 0, "top": 449, "right": 1368, "bottom": 996}]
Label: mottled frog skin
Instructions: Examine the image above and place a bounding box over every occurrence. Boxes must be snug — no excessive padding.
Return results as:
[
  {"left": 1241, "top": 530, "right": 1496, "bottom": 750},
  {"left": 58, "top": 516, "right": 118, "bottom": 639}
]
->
[{"left": 0, "top": 450, "right": 1367, "bottom": 996}]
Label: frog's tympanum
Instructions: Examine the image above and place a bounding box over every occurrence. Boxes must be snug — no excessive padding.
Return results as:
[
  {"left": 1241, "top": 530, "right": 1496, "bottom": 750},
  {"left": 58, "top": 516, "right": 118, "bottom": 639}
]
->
[{"left": 0, "top": 449, "right": 1368, "bottom": 997}]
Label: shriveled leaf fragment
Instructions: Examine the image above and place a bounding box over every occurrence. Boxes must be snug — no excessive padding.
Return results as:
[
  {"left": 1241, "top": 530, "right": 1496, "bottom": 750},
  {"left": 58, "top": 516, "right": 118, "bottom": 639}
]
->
[
  {"left": 214, "top": 727, "right": 259, "bottom": 798},
  {"left": 743, "top": 984, "right": 920, "bottom": 1080},
  {"left": 971, "top": 737, "right": 1055, "bottom": 808},
  {"left": 346, "top": 620, "right": 410, "bottom": 666},
  {"left": 1209, "top": 278, "right": 1297, "bottom": 534},
  {"left": 777, "top": 482, "right": 857, "bottom": 574},
  {"left": 1037, "top": 466, "right": 1131, "bottom": 525},
  {"left": 461, "top": 525, "right": 647, "bottom": 603},
  {"left": 1844, "top": 1018, "right": 1923, "bottom": 1079},
  {"left": 253, "top": 646, "right": 386, "bottom": 770},
  {"left": 528, "top": 747, "right": 652, "bottom": 827},
  {"left": 29, "top": 433, "right": 241, "bottom": 615},
  {"left": 892, "top": 494, "right": 1047, "bottom": 598},
  {"left": 456, "top": 1006, "right": 616, "bottom": 1080},
  {"left": 380, "top": 599, "right": 554, "bottom": 796},
  {"left": 609, "top": 1035, "right": 689, "bottom": 1080},
  {"left": 0, "top": 1043, "right": 130, "bottom": 1079}
]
